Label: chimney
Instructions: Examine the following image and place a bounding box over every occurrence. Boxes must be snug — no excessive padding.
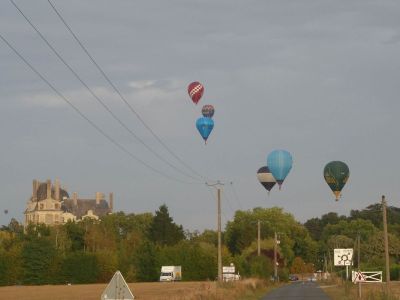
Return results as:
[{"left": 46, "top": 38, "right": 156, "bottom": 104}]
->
[
  {"left": 32, "top": 179, "right": 37, "bottom": 200},
  {"left": 46, "top": 179, "right": 52, "bottom": 199},
  {"left": 95, "top": 192, "right": 103, "bottom": 205},
  {"left": 55, "top": 179, "right": 60, "bottom": 201},
  {"left": 109, "top": 192, "right": 114, "bottom": 211},
  {"left": 73, "top": 192, "right": 78, "bottom": 206}
]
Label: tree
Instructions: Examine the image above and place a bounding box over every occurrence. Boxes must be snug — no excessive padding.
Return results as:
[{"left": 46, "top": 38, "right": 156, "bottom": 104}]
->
[
  {"left": 304, "top": 218, "right": 323, "bottom": 240},
  {"left": 290, "top": 257, "right": 306, "bottom": 274},
  {"left": 321, "top": 219, "right": 378, "bottom": 242},
  {"left": 133, "top": 240, "right": 159, "bottom": 281},
  {"left": 148, "top": 204, "right": 185, "bottom": 246},
  {"left": 61, "top": 252, "right": 99, "bottom": 283},
  {"left": 64, "top": 221, "right": 85, "bottom": 251},
  {"left": 249, "top": 256, "right": 273, "bottom": 279},
  {"left": 21, "top": 237, "right": 57, "bottom": 284}
]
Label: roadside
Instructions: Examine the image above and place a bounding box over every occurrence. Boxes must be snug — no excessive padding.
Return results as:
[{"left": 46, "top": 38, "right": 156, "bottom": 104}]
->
[{"left": 320, "top": 277, "right": 400, "bottom": 300}]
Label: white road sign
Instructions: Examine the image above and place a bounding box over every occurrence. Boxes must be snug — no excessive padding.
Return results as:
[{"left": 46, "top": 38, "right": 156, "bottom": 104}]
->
[
  {"left": 101, "top": 271, "right": 134, "bottom": 300},
  {"left": 334, "top": 249, "right": 353, "bottom": 266},
  {"left": 352, "top": 271, "right": 382, "bottom": 283}
]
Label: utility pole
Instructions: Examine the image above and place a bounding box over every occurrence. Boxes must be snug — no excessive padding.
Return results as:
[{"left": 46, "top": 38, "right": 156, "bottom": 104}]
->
[
  {"left": 217, "top": 187, "right": 222, "bottom": 282},
  {"left": 274, "top": 231, "right": 278, "bottom": 282},
  {"left": 382, "top": 195, "right": 390, "bottom": 292},
  {"left": 358, "top": 234, "right": 361, "bottom": 299},
  {"left": 206, "top": 181, "right": 224, "bottom": 283},
  {"left": 257, "top": 220, "right": 261, "bottom": 256}
]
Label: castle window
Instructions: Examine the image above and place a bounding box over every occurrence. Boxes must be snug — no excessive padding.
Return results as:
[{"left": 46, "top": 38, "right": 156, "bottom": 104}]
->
[
  {"left": 55, "top": 204, "right": 59, "bottom": 209},
  {"left": 39, "top": 204, "right": 44, "bottom": 210}
]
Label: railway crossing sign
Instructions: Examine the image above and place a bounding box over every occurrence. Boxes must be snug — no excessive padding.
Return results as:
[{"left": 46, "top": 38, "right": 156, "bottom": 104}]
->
[
  {"left": 334, "top": 249, "right": 353, "bottom": 266},
  {"left": 101, "top": 271, "right": 134, "bottom": 300},
  {"left": 352, "top": 271, "right": 382, "bottom": 283}
]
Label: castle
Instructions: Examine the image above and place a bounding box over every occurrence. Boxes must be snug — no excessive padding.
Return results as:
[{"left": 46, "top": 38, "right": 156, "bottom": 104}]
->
[{"left": 24, "top": 179, "right": 113, "bottom": 226}]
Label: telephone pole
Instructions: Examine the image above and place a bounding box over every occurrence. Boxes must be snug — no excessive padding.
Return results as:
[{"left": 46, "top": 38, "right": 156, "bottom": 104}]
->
[
  {"left": 206, "top": 181, "right": 224, "bottom": 282},
  {"left": 257, "top": 220, "right": 261, "bottom": 256},
  {"left": 274, "top": 231, "right": 278, "bottom": 281},
  {"left": 382, "top": 195, "right": 390, "bottom": 292},
  {"left": 357, "top": 234, "right": 361, "bottom": 299}
]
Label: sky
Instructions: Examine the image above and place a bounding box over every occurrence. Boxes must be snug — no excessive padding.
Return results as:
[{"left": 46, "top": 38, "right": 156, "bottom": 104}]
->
[{"left": 1, "top": 0, "right": 400, "bottom": 231}]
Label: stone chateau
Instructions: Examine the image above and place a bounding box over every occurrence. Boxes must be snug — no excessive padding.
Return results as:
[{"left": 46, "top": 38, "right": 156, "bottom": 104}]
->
[{"left": 24, "top": 179, "right": 113, "bottom": 226}]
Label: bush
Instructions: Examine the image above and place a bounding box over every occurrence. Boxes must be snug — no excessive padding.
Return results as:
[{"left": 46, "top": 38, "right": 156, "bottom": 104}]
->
[
  {"left": 61, "top": 252, "right": 99, "bottom": 284},
  {"left": 249, "top": 256, "right": 273, "bottom": 279},
  {"left": 390, "top": 264, "right": 400, "bottom": 280}
]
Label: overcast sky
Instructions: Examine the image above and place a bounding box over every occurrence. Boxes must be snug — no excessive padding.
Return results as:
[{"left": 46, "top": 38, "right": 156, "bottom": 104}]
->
[{"left": 1, "top": 0, "right": 399, "bottom": 231}]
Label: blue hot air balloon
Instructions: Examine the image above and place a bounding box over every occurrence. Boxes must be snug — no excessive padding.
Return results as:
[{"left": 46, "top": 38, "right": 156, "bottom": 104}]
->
[
  {"left": 267, "top": 149, "right": 293, "bottom": 189},
  {"left": 196, "top": 117, "right": 214, "bottom": 144}
]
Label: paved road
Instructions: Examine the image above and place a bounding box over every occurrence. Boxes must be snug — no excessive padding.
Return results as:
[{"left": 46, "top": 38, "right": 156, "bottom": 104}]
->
[{"left": 261, "top": 281, "right": 330, "bottom": 299}]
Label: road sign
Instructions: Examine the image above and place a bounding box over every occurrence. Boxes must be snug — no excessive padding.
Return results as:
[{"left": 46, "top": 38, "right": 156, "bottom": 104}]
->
[
  {"left": 334, "top": 249, "right": 353, "bottom": 266},
  {"left": 223, "top": 266, "right": 235, "bottom": 273},
  {"left": 352, "top": 271, "right": 382, "bottom": 283},
  {"left": 352, "top": 271, "right": 366, "bottom": 283},
  {"left": 101, "top": 271, "right": 134, "bottom": 300}
]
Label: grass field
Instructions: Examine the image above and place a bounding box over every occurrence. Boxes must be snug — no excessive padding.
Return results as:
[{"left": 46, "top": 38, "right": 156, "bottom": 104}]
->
[
  {"left": 321, "top": 279, "right": 400, "bottom": 300},
  {"left": 0, "top": 279, "right": 277, "bottom": 300}
]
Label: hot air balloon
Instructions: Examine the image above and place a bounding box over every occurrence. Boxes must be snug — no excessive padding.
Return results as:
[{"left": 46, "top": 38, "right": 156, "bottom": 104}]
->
[
  {"left": 267, "top": 150, "right": 293, "bottom": 189},
  {"left": 196, "top": 117, "right": 214, "bottom": 144},
  {"left": 202, "top": 104, "right": 215, "bottom": 118},
  {"left": 4, "top": 209, "right": 8, "bottom": 214},
  {"left": 257, "top": 166, "right": 276, "bottom": 193},
  {"left": 323, "top": 161, "right": 349, "bottom": 201},
  {"left": 188, "top": 81, "right": 204, "bottom": 105}
]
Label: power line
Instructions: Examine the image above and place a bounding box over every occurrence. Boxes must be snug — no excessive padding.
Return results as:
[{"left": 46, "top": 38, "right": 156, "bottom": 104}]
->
[
  {"left": 9, "top": 0, "right": 202, "bottom": 183},
  {"left": 46, "top": 0, "right": 208, "bottom": 182},
  {"left": 229, "top": 181, "right": 244, "bottom": 210},
  {"left": 0, "top": 33, "right": 199, "bottom": 185}
]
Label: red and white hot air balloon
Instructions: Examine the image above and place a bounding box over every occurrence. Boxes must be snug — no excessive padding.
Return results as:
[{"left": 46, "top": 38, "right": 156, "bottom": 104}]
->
[{"left": 187, "top": 81, "right": 204, "bottom": 105}]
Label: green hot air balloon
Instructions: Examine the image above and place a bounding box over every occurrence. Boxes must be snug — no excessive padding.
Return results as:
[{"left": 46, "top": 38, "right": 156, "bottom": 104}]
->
[{"left": 323, "top": 161, "right": 349, "bottom": 201}]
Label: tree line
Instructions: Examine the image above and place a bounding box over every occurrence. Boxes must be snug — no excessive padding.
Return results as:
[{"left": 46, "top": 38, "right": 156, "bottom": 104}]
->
[{"left": 0, "top": 202, "right": 399, "bottom": 285}]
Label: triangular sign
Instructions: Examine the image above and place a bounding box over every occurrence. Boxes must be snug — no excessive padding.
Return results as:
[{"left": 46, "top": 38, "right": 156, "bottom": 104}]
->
[
  {"left": 101, "top": 271, "right": 134, "bottom": 300},
  {"left": 354, "top": 272, "right": 366, "bottom": 283}
]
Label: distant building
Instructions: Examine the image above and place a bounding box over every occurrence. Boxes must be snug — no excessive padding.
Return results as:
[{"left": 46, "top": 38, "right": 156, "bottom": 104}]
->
[{"left": 24, "top": 179, "right": 113, "bottom": 226}]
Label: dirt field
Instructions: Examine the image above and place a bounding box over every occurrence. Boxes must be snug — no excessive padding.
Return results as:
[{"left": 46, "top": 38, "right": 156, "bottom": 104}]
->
[{"left": 0, "top": 280, "right": 271, "bottom": 300}]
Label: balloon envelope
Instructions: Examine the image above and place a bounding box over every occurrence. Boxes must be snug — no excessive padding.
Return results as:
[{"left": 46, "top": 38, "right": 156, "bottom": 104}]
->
[
  {"left": 267, "top": 150, "right": 293, "bottom": 188},
  {"left": 196, "top": 117, "right": 214, "bottom": 144},
  {"left": 257, "top": 166, "right": 276, "bottom": 192},
  {"left": 202, "top": 104, "right": 215, "bottom": 118},
  {"left": 188, "top": 81, "right": 204, "bottom": 105},
  {"left": 323, "top": 161, "right": 349, "bottom": 201}
]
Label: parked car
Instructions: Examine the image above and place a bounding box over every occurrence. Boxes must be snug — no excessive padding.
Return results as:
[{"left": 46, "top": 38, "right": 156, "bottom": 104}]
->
[
  {"left": 307, "top": 277, "right": 317, "bottom": 282},
  {"left": 289, "top": 275, "right": 299, "bottom": 281}
]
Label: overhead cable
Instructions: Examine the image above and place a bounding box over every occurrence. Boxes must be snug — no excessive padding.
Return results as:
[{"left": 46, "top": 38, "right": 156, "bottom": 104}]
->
[
  {"left": 0, "top": 33, "right": 199, "bottom": 185},
  {"left": 47, "top": 0, "right": 208, "bottom": 182},
  {"left": 9, "top": 0, "right": 202, "bottom": 183}
]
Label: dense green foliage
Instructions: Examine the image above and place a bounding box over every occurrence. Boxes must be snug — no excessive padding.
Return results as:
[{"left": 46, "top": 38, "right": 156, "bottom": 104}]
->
[{"left": 0, "top": 202, "right": 399, "bottom": 285}]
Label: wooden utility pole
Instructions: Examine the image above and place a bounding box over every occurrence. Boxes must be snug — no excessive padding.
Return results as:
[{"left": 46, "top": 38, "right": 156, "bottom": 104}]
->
[
  {"left": 358, "top": 234, "right": 361, "bottom": 299},
  {"left": 274, "top": 231, "right": 278, "bottom": 281},
  {"left": 217, "top": 188, "right": 222, "bottom": 282},
  {"left": 382, "top": 195, "right": 390, "bottom": 291},
  {"left": 206, "top": 181, "right": 224, "bottom": 283},
  {"left": 257, "top": 220, "right": 261, "bottom": 256}
]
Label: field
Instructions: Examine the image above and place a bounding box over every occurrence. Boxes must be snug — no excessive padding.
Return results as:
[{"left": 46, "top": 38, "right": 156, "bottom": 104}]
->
[
  {"left": 321, "top": 279, "right": 400, "bottom": 300},
  {"left": 0, "top": 279, "right": 275, "bottom": 300}
]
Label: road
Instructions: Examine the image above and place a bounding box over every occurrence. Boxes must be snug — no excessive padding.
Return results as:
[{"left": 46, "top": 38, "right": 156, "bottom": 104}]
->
[{"left": 261, "top": 281, "right": 330, "bottom": 300}]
